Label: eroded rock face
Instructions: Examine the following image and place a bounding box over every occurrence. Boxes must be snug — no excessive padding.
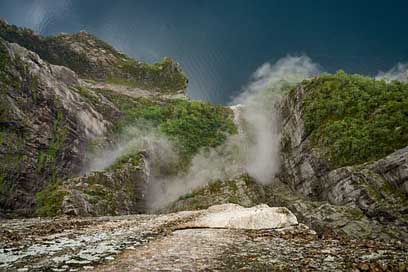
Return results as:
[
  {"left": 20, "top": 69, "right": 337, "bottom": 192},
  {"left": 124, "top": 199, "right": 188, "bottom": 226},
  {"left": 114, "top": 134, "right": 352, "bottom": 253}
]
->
[
  {"left": 277, "top": 85, "right": 408, "bottom": 240},
  {"left": 0, "top": 39, "right": 116, "bottom": 216}
]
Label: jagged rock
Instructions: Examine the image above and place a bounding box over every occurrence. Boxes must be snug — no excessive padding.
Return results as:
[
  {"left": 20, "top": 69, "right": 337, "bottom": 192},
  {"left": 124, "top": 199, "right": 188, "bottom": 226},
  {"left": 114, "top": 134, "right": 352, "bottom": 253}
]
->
[
  {"left": 277, "top": 84, "right": 408, "bottom": 240},
  {"left": 0, "top": 19, "right": 188, "bottom": 94},
  {"left": 60, "top": 152, "right": 150, "bottom": 217},
  {"left": 186, "top": 203, "right": 298, "bottom": 229},
  {"left": 0, "top": 39, "right": 117, "bottom": 216}
]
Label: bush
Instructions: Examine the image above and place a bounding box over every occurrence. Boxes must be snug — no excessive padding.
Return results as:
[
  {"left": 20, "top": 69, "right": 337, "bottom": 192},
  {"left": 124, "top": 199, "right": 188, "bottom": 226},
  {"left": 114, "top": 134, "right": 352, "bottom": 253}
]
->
[
  {"left": 302, "top": 71, "right": 408, "bottom": 168},
  {"left": 98, "top": 89, "right": 236, "bottom": 165},
  {"left": 35, "top": 181, "right": 66, "bottom": 217}
]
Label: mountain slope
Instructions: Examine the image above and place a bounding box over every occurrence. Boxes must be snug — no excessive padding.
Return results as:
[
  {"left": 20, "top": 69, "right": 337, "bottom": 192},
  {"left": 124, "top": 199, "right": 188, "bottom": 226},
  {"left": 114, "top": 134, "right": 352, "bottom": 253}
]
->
[
  {"left": 0, "top": 21, "right": 407, "bottom": 245},
  {"left": 0, "top": 20, "right": 235, "bottom": 217},
  {"left": 0, "top": 19, "right": 187, "bottom": 93}
]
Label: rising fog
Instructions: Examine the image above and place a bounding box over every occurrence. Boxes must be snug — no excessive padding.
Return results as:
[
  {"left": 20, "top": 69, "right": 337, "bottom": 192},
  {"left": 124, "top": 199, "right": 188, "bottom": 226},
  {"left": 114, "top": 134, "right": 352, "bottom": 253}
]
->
[
  {"left": 231, "top": 56, "right": 321, "bottom": 184},
  {"left": 115, "top": 55, "right": 320, "bottom": 209},
  {"left": 84, "top": 55, "right": 322, "bottom": 209},
  {"left": 87, "top": 56, "right": 408, "bottom": 209},
  {"left": 376, "top": 63, "right": 408, "bottom": 83}
]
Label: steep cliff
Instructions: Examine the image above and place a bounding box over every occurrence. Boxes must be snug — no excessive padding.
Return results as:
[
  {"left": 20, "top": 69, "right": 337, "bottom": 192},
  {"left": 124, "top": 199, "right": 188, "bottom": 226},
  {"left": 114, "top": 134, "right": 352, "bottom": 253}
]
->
[
  {"left": 0, "top": 38, "right": 117, "bottom": 216},
  {"left": 0, "top": 19, "right": 188, "bottom": 93},
  {"left": 277, "top": 73, "right": 408, "bottom": 240},
  {"left": 167, "top": 73, "right": 408, "bottom": 241},
  {"left": 0, "top": 21, "right": 235, "bottom": 217}
]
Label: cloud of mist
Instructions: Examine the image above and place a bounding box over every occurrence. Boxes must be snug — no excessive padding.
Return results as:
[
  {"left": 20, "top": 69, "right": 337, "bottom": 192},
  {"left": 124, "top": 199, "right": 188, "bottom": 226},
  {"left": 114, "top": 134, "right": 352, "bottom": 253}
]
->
[
  {"left": 146, "top": 55, "right": 321, "bottom": 209},
  {"left": 146, "top": 133, "right": 244, "bottom": 209},
  {"left": 375, "top": 63, "right": 408, "bottom": 83},
  {"left": 85, "top": 55, "right": 321, "bottom": 210},
  {"left": 231, "top": 55, "right": 321, "bottom": 185},
  {"left": 84, "top": 126, "right": 178, "bottom": 174}
]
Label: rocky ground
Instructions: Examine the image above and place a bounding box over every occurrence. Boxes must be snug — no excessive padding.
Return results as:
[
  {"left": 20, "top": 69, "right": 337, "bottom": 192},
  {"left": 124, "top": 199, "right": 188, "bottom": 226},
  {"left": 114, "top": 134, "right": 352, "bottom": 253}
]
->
[{"left": 1, "top": 204, "right": 407, "bottom": 272}]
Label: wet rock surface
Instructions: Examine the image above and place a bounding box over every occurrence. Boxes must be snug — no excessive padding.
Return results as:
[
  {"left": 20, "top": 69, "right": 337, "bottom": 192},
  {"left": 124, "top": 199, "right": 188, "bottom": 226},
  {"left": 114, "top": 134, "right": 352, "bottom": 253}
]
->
[
  {"left": 0, "top": 211, "right": 200, "bottom": 271},
  {"left": 1, "top": 205, "right": 407, "bottom": 272}
]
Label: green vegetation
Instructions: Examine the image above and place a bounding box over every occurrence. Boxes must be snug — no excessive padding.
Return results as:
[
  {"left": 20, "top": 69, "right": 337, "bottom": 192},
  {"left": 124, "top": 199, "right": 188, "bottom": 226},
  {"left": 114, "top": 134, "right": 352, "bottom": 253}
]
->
[
  {"left": 107, "top": 57, "right": 188, "bottom": 93},
  {"left": 0, "top": 20, "right": 187, "bottom": 93},
  {"left": 98, "top": 88, "right": 236, "bottom": 165},
  {"left": 302, "top": 71, "right": 408, "bottom": 168},
  {"left": 36, "top": 110, "right": 67, "bottom": 180},
  {"left": 0, "top": 39, "right": 11, "bottom": 122},
  {"left": 146, "top": 100, "right": 237, "bottom": 159},
  {"left": 108, "top": 152, "right": 141, "bottom": 171},
  {"left": 0, "top": 38, "right": 8, "bottom": 75},
  {"left": 35, "top": 180, "right": 66, "bottom": 217},
  {"left": 0, "top": 20, "right": 93, "bottom": 77}
]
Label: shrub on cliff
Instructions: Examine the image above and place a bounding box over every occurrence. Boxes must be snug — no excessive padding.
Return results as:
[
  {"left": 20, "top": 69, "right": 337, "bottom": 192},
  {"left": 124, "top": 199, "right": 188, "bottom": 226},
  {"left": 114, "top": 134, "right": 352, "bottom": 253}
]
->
[{"left": 302, "top": 71, "right": 408, "bottom": 168}]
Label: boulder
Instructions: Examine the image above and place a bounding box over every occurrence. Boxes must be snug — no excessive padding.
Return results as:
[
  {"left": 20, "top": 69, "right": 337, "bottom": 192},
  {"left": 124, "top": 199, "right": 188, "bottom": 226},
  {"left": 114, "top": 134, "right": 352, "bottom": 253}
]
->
[{"left": 188, "top": 203, "right": 298, "bottom": 230}]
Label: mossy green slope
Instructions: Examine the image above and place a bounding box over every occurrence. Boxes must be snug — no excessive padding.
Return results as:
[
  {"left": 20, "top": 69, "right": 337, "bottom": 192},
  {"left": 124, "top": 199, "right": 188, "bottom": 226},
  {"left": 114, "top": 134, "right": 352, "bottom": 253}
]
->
[
  {"left": 0, "top": 19, "right": 187, "bottom": 93},
  {"left": 302, "top": 71, "right": 408, "bottom": 168},
  {"left": 92, "top": 88, "right": 236, "bottom": 166}
]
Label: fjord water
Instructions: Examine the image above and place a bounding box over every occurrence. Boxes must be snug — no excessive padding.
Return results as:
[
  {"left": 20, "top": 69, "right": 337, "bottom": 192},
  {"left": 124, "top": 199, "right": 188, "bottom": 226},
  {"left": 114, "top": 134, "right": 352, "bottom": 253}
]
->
[{"left": 0, "top": 0, "right": 407, "bottom": 104}]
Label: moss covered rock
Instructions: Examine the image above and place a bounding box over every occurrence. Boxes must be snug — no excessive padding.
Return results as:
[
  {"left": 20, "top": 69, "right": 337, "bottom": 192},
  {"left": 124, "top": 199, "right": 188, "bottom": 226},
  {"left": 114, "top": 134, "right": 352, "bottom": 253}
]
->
[{"left": 46, "top": 152, "right": 151, "bottom": 217}]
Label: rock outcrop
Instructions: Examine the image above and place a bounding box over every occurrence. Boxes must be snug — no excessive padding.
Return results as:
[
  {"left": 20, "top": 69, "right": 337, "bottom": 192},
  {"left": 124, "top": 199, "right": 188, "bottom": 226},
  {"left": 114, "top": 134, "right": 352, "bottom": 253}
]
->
[
  {"left": 0, "top": 19, "right": 188, "bottom": 93},
  {"left": 277, "top": 84, "right": 408, "bottom": 240},
  {"left": 60, "top": 152, "right": 150, "bottom": 217},
  {"left": 0, "top": 38, "right": 116, "bottom": 216},
  {"left": 163, "top": 174, "right": 268, "bottom": 212},
  {"left": 185, "top": 203, "right": 298, "bottom": 230}
]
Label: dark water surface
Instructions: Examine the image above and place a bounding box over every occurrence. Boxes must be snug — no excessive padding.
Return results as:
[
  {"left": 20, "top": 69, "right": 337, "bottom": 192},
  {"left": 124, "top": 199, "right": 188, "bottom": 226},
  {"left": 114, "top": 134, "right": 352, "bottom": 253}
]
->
[{"left": 1, "top": 0, "right": 407, "bottom": 103}]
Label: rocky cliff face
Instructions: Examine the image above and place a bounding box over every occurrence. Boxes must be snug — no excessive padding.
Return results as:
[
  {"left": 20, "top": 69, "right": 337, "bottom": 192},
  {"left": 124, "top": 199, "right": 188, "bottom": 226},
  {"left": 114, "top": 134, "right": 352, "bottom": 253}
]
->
[
  {"left": 0, "top": 21, "right": 236, "bottom": 218},
  {"left": 59, "top": 152, "right": 150, "bottom": 217},
  {"left": 0, "top": 20, "right": 192, "bottom": 217},
  {"left": 277, "top": 82, "right": 408, "bottom": 240},
  {"left": 0, "top": 19, "right": 188, "bottom": 93},
  {"left": 166, "top": 77, "right": 408, "bottom": 241},
  {"left": 0, "top": 38, "right": 117, "bottom": 216}
]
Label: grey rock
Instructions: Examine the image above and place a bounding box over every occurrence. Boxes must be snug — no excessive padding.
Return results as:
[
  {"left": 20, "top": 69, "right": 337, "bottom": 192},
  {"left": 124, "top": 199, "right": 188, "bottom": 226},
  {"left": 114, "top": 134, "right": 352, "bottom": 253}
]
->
[
  {"left": 60, "top": 152, "right": 150, "bottom": 217},
  {"left": 0, "top": 39, "right": 117, "bottom": 216},
  {"left": 277, "top": 85, "right": 408, "bottom": 241}
]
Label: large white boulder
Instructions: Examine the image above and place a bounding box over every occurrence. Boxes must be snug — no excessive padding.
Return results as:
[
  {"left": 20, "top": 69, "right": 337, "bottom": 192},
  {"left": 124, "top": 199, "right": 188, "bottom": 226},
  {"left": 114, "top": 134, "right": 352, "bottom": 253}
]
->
[{"left": 190, "top": 203, "right": 298, "bottom": 230}]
